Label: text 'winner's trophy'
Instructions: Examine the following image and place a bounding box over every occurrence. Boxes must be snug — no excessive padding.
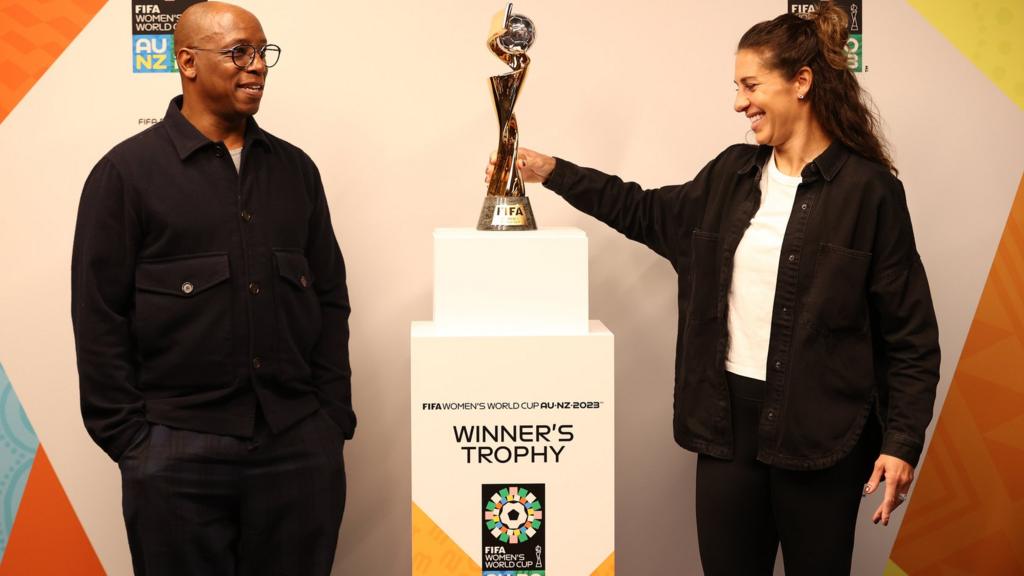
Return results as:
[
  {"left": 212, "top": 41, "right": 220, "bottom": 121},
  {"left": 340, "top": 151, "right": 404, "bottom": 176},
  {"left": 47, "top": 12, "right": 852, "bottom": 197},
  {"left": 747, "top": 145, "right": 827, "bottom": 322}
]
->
[{"left": 477, "top": 3, "right": 537, "bottom": 231}]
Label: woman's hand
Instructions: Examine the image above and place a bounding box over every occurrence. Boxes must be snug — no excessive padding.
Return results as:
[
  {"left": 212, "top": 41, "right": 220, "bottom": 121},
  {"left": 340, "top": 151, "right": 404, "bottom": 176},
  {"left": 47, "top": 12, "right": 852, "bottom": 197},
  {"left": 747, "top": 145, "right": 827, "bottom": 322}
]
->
[
  {"left": 863, "top": 454, "right": 915, "bottom": 526},
  {"left": 485, "top": 148, "right": 557, "bottom": 184}
]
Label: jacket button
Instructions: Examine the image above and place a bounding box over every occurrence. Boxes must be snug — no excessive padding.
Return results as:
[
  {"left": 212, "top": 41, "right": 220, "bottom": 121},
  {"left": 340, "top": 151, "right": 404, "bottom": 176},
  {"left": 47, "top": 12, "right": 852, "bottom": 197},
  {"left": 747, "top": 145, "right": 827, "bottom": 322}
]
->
[
  {"left": 241, "top": 210, "right": 253, "bottom": 223},
  {"left": 215, "top": 148, "right": 224, "bottom": 158},
  {"left": 248, "top": 282, "right": 261, "bottom": 295},
  {"left": 787, "top": 253, "right": 796, "bottom": 263},
  {"left": 181, "top": 281, "right": 194, "bottom": 294},
  {"left": 252, "top": 357, "right": 263, "bottom": 369},
  {"left": 774, "top": 360, "right": 783, "bottom": 370},
  {"left": 767, "top": 410, "right": 775, "bottom": 420},
  {"left": 801, "top": 203, "right": 808, "bottom": 211},
  {"left": 781, "top": 306, "right": 788, "bottom": 314},
  {"left": 299, "top": 274, "right": 309, "bottom": 288}
]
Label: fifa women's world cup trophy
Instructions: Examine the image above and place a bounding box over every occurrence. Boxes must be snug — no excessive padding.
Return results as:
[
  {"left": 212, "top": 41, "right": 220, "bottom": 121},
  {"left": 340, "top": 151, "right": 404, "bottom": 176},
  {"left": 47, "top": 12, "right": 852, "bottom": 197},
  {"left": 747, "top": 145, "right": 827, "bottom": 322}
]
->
[{"left": 477, "top": 3, "right": 537, "bottom": 231}]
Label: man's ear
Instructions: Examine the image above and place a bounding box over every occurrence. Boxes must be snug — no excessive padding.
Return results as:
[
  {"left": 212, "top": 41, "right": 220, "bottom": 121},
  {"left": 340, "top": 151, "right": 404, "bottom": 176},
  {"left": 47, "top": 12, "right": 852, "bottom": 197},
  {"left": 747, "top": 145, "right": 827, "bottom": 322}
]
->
[{"left": 177, "top": 48, "right": 197, "bottom": 80}]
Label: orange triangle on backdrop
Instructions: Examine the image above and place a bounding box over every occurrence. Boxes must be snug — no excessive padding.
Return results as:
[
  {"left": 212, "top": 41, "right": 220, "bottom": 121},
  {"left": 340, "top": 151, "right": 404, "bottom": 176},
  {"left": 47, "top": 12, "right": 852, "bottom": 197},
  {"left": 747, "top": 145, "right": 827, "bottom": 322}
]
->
[
  {"left": 0, "top": 0, "right": 108, "bottom": 124},
  {"left": 0, "top": 445, "right": 105, "bottom": 575},
  {"left": 981, "top": 438, "right": 1024, "bottom": 502},
  {"left": 956, "top": 372, "right": 1024, "bottom": 435},
  {"left": 956, "top": 317, "right": 1015, "bottom": 361},
  {"left": 890, "top": 173, "right": 1024, "bottom": 574}
]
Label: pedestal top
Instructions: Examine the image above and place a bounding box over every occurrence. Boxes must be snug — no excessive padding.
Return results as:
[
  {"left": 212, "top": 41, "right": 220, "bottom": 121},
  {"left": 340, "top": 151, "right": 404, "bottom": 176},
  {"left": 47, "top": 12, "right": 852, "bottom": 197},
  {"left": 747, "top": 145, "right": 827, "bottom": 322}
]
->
[
  {"left": 434, "top": 226, "right": 586, "bottom": 240},
  {"left": 431, "top": 226, "right": 590, "bottom": 336},
  {"left": 411, "top": 319, "right": 611, "bottom": 338}
]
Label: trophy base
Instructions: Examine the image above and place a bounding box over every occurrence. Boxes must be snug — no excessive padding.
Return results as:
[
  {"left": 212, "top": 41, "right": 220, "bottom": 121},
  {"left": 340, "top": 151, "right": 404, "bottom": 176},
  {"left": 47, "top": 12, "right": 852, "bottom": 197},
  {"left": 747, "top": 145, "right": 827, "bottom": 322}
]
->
[{"left": 476, "top": 196, "right": 538, "bottom": 231}]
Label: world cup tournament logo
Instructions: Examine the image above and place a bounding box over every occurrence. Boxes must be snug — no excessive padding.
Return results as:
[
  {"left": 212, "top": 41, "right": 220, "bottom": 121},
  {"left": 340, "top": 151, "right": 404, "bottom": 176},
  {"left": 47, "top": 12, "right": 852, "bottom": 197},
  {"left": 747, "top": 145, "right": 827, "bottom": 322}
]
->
[
  {"left": 482, "top": 484, "right": 545, "bottom": 576},
  {"left": 131, "top": 0, "right": 206, "bottom": 74},
  {"left": 787, "top": 0, "right": 864, "bottom": 72}
]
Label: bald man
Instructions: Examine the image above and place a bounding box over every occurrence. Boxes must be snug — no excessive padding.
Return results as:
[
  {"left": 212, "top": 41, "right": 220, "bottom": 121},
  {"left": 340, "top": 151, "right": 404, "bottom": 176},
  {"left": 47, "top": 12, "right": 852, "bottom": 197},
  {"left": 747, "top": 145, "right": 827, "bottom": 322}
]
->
[{"left": 72, "top": 3, "right": 353, "bottom": 573}]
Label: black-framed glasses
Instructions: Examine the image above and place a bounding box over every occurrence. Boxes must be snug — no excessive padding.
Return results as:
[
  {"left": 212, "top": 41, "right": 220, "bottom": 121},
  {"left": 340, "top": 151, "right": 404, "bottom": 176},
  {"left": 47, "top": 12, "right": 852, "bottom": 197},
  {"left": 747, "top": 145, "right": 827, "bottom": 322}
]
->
[{"left": 188, "top": 44, "right": 281, "bottom": 69}]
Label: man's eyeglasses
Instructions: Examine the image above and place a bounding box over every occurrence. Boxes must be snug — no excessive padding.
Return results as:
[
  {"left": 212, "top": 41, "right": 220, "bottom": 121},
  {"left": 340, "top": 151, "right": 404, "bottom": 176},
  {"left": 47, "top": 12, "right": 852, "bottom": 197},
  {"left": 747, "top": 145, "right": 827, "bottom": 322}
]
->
[{"left": 188, "top": 44, "right": 281, "bottom": 69}]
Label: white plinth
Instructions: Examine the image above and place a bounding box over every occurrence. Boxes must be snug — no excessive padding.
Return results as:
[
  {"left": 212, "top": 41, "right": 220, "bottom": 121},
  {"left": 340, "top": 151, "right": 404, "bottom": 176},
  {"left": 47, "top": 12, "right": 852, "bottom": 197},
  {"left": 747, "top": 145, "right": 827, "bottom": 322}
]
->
[
  {"left": 433, "top": 227, "right": 589, "bottom": 336},
  {"left": 413, "top": 226, "right": 614, "bottom": 574},
  {"left": 411, "top": 321, "right": 615, "bottom": 575}
]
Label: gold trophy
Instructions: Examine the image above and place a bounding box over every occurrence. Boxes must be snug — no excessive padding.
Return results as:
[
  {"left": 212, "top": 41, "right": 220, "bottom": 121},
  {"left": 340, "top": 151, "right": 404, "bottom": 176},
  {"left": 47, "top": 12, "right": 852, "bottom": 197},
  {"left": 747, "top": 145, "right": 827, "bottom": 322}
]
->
[{"left": 477, "top": 3, "right": 537, "bottom": 231}]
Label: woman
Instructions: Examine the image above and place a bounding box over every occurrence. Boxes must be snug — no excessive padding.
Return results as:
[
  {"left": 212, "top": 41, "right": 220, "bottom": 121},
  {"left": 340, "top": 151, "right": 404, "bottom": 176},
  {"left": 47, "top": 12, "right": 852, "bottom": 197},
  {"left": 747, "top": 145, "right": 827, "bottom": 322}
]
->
[{"left": 486, "top": 3, "right": 940, "bottom": 575}]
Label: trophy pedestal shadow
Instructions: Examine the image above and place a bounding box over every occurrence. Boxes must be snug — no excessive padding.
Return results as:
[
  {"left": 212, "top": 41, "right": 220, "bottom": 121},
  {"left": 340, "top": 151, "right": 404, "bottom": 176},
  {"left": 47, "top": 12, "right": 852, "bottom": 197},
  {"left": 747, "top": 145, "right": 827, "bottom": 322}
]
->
[{"left": 477, "top": 195, "right": 537, "bottom": 231}]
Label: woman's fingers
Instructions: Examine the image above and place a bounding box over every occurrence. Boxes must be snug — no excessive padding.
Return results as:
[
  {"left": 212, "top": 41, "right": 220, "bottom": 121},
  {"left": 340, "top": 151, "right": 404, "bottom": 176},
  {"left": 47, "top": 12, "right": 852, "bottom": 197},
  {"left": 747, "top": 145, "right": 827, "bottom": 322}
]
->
[
  {"left": 484, "top": 148, "right": 555, "bottom": 185},
  {"left": 869, "top": 455, "right": 915, "bottom": 526}
]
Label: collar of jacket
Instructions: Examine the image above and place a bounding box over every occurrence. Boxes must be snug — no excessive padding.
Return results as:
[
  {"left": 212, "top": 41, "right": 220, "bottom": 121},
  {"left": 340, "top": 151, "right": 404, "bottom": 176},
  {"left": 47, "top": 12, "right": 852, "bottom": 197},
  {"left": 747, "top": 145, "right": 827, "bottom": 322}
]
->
[
  {"left": 162, "top": 95, "right": 272, "bottom": 160},
  {"left": 736, "top": 141, "right": 849, "bottom": 183}
]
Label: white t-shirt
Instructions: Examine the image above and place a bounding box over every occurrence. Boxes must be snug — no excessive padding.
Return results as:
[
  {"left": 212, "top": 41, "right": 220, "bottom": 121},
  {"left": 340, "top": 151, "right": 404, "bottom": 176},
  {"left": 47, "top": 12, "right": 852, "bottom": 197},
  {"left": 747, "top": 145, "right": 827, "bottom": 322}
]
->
[
  {"left": 230, "top": 147, "right": 243, "bottom": 173},
  {"left": 725, "top": 152, "right": 802, "bottom": 381}
]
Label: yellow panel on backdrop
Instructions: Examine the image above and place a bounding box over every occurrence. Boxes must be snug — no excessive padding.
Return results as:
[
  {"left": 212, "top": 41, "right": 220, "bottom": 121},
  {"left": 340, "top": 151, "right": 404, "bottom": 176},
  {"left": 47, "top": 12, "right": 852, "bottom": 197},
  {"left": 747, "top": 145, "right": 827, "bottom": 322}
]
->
[
  {"left": 883, "top": 560, "right": 909, "bottom": 576},
  {"left": 907, "top": 0, "right": 1024, "bottom": 109}
]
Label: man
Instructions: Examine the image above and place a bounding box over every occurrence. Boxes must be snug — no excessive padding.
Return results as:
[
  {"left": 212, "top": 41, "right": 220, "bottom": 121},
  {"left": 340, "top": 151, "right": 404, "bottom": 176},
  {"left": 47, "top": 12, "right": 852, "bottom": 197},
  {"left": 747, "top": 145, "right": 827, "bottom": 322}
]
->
[{"left": 71, "top": 3, "right": 354, "bottom": 573}]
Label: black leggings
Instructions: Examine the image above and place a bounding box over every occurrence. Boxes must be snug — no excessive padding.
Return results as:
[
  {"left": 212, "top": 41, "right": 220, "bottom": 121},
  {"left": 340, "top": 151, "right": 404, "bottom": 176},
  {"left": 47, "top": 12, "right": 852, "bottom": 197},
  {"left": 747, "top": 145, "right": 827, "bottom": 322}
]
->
[{"left": 695, "top": 372, "right": 877, "bottom": 576}]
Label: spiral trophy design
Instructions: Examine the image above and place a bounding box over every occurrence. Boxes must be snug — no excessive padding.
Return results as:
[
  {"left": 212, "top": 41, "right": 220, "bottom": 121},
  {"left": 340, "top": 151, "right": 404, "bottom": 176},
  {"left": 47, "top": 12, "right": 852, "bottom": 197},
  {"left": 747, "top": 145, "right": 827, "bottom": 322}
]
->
[{"left": 477, "top": 3, "right": 537, "bottom": 231}]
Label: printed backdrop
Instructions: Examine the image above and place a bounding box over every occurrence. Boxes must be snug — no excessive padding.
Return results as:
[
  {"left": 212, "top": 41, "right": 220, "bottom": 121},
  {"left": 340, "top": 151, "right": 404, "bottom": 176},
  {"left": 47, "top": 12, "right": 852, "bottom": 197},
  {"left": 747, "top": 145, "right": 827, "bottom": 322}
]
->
[{"left": 0, "top": 0, "right": 1021, "bottom": 574}]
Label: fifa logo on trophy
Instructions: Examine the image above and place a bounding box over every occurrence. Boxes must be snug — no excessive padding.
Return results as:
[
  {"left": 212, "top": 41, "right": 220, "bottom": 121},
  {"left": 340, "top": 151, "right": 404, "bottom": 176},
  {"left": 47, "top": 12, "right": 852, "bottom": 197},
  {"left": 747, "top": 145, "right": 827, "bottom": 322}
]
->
[{"left": 477, "top": 3, "right": 538, "bottom": 231}]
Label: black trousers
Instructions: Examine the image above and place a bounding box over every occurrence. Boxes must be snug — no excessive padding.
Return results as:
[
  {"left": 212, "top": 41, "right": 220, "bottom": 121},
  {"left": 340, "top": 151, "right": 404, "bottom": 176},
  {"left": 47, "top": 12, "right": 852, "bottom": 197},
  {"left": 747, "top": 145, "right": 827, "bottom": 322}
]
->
[
  {"left": 695, "top": 373, "right": 877, "bottom": 576},
  {"left": 119, "top": 409, "right": 347, "bottom": 576}
]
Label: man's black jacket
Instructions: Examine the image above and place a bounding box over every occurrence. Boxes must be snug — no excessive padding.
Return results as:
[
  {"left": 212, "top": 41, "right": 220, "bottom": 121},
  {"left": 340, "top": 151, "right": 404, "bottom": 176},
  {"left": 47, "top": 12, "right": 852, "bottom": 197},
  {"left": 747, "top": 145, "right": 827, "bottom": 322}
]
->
[
  {"left": 72, "top": 97, "right": 355, "bottom": 461},
  {"left": 544, "top": 142, "right": 939, "bottom": 470}
]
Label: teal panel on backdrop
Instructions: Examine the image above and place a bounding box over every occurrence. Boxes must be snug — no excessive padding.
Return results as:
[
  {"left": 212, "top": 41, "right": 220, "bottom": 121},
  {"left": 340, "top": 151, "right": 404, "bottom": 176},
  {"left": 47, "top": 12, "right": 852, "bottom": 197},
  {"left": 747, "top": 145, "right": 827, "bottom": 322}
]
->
[{"left": 0, "top": 363, "right": 39, "bottom": 562}]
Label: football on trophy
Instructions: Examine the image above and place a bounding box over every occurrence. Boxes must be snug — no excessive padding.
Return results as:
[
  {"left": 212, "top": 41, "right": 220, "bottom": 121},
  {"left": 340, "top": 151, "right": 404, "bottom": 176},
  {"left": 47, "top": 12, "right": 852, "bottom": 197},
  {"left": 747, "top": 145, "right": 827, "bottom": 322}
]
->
[{"left": 496, "top": 13, "right": 535, "bottom": 54}]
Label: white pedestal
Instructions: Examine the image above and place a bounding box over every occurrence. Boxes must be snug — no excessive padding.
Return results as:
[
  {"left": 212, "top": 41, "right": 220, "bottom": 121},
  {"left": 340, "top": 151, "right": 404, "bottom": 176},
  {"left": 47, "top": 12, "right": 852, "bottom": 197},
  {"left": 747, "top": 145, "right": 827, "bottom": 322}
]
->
[
  {"left": 433, "top": 228, "right": 589, "bottom": 336},
  {"left": 412, "top": 227, "right": 615, "bottom": 576}
]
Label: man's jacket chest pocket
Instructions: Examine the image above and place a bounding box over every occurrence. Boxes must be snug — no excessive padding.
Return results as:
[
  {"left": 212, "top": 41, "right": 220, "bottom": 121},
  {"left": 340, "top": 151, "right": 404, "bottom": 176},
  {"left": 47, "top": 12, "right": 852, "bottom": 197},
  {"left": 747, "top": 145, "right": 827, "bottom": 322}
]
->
[{"left": 133, "top": 253, "right": 232, "bottom": 388}]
